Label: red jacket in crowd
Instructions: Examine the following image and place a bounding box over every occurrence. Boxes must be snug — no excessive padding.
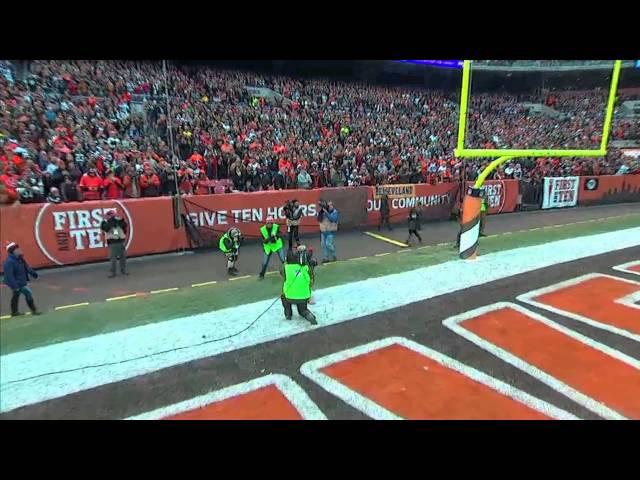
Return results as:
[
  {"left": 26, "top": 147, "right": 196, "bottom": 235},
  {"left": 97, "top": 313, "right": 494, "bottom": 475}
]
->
[
  {"left": 103, "top": 176, "right": 124, "bottom": 199},
  {"left": 79, "top": 173, "right": 103, "bottom": 201},
  {"left": 195, "top": 177, "right": 212, "bottom": 195},
  {"left": 139, "top": 172, "right": 161, "bottom": 197},
  {"left": 0, "top": 172, "right": 19, "bottom": 202}
]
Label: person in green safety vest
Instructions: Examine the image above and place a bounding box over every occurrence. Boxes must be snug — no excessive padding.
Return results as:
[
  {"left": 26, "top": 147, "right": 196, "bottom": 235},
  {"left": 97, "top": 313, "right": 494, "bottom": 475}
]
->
[
  {"left": 340, "top": 125, "right": 350, "bottom": 137},
  {"left": 281, "top": 245, "right": 317, "bottom": 325},
  {"left": 251, "top": 96, "right": 259, "bottom": 108},
  {"left": 219, "top": 227, "right": 243, "bottom": 276},
  {"left": 259, "top": 216, "right": 285, "bottom": 280},
  {"left": 480, "top": 190, "right": 488, "bottom": 237}
]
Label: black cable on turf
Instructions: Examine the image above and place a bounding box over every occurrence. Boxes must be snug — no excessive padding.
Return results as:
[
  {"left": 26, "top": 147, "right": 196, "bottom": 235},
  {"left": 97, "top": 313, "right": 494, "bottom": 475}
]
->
[{"left": 3, "top": 295, "right": 283, "bottom": 386}]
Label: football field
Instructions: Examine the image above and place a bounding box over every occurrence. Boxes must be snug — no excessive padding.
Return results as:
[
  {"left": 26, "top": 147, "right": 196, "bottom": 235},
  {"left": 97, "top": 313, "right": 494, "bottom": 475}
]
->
[{"left": 1, "top": 205, "right": 639, "bottom": 419}]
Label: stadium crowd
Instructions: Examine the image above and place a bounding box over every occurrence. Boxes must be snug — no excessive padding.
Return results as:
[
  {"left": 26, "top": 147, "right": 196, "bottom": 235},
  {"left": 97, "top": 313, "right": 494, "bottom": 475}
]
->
[
  {"left": 475, "top": 60, "right": 622, "bottom": 67},
  {"left": 1, "top": 60, "right": 638, "bottom": 204}
]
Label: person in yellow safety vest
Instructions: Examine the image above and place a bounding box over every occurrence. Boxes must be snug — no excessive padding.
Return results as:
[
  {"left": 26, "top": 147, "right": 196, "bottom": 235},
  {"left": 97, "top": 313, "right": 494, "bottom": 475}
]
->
[
  {"left": 259, "top": 216, "right": 285, "bottom": 280},
  {"left": 251, "top": 97, "right": 259, "bottom": 108},
  {"left": 480, "top": 192, "right": 488, "bottom": 237},
  {"left": 281, "top": 245, "right": 317, "bottom": 325},
  {"left": 219, "top": 227, "right": 242, "bottom": 276}
]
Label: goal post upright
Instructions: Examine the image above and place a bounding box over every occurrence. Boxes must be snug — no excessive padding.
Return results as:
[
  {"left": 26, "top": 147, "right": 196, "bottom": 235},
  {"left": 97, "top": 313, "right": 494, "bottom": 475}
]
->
[
  {"left": 454, "top": 60, "right": 623, "bottom": 260},
  {"left": 600, "top": 59, "right": 623, "bottom": 152}
]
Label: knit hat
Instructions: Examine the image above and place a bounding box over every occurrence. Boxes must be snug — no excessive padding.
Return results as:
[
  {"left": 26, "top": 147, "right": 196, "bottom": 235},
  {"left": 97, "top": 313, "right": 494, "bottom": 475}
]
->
[{"left": 6, "top": 242, "right": 18, "bottom": 254}]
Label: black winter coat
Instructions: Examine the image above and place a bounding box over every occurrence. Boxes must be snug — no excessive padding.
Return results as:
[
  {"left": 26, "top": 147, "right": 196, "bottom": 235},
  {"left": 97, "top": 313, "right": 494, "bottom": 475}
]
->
[{"left": 408, "top": 212, "right": 421, "bottom": 231}]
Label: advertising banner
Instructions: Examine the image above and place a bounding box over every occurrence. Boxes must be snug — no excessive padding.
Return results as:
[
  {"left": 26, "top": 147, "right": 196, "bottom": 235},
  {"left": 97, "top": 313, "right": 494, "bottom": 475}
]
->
[
  {"left": 0, "top": 197, "right": 184, "bottom": 269},
  {"left": 373, "top": 184, "right": 416, "bottom": 199},
  {"left": 578, "top": 175, "right": 640, "bottom": 206},
  {"left": 463, "top": 179, "right": 520, "bottom": 215},
  {"left": 542, "top": 177, "right": 579, "bottom": 209},
  {"left": 367, "top": 182, "right": 459, "bottom": 224}
]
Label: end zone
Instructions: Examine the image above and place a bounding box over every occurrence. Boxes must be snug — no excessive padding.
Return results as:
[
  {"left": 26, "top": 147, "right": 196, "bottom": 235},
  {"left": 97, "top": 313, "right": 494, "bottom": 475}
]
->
[
  {"left": 443, "top": 302, "right": 640, "bottom": 420},
  {"left": 517, "top": 273, "right": 640, "bottom": 342},
  {"left": 300, "top": 336, "right": 577, "bottom": 420}
]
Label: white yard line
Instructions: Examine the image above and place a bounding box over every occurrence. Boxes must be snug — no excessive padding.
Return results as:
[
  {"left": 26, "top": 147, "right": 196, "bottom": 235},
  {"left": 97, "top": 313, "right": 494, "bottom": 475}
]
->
[
  {"left": 1, "top": 227, "right": 639, "bottom": 413},
  {"left": 300, "top": 337, "right": 578, "bottom": 420},
  {"left": 517, "top": 274, "right": 640, "bottom": 342},
  {"left": 127, "top": 374, "right": 326, "bottom": 420},
  {"left": 613, "top": 260, "right": 640, "bottom": 277}
]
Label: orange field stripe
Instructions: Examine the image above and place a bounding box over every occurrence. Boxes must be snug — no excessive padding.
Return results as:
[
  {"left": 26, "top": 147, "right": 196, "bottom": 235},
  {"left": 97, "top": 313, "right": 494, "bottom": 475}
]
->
[
  {"left": 444, "top": 303, "right": 640, "bottom": 419},
  {"left": 127, "top": 374, "right": 326, "bottom": 420},
  {"left": 165, "top": 385, "right": 302, "bottom": 420},
  {"left": 518, "top": 274, "right": 640, "bottom": 341},
  {"left": 301, "top": 337, "right": 577, "bottom": 420},
  {"left": 613, "top": 260, "right": 640, "bottom": 277}
]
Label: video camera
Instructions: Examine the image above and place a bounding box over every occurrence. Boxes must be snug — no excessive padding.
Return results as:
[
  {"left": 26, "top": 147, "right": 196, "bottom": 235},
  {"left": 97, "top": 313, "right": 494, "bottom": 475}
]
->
[
  {"left": 289, "top": 245, "right": 317, "bottom": 270},
  {"left": 317, "top": 199, "right": 329, "bottom": 221},
  {"left": 303, "top": 247, "right": 318, "bottom": 269}
]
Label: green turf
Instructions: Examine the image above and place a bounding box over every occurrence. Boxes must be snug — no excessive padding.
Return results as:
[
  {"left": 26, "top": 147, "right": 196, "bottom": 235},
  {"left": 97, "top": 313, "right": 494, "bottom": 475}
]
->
[{"left": 2, "top": 213, "right": 639, "bottom": 355}]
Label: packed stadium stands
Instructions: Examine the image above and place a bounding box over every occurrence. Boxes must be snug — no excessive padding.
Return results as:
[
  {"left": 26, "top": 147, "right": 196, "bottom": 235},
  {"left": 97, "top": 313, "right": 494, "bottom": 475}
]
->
[{"left": 1, "top": 60, "right": 638, "bottom": 204}]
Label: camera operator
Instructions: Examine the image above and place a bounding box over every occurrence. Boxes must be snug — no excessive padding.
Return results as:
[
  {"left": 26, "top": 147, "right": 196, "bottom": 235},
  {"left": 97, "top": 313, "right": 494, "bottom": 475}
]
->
[
  {"left": 283, "top": 198, "right": 303, "bottom": 251},
  {"left": 219, "top": 227, "right": 243, "bottom": 276},
  {"left": 100, "top": 210, "right": 128, "bottom": 278},
  {"left": 317, "top": 200, "right": 339, "bottom": 263},
  {"left": 280, "top": 244, "right": 317, "bottom": 325},
  {"left": 301, "top": 245, "right": 318, "bottom": 305}
]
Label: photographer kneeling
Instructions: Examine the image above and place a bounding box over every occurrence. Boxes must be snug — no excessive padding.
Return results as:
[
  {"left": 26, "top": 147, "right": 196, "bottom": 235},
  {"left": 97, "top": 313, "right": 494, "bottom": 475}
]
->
[
  {"left": 317, "top": 200, "right": 339, "bottom": 264},
  {"left": 281, "top": 244, "right": 317, "bottom": 325}
]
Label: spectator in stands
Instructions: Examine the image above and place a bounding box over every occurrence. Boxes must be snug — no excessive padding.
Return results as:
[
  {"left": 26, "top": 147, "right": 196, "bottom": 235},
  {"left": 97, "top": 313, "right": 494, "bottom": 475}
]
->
[
  {"left": 61, "top": 173, "right": 80, "bottom": 202},
  {"left": 139, "top": 163, "right": 161, "bottom": 197},
  {"left": 0, "top": 165, "right": 20, "bottom": 204},
  {"left": 0, "top": 60, "right": 638, "bottom": 206},
  {"left": 65, "top": 161, "right": 83, "bottom": 183},
  {"left": 259, "top": 166, "right": 273, "bottom": 190},
  {"left": 103, "top": 169, "right": 124, "bottom": 199},
  {"left": 46, "top": 186, "right": 62, "bottom": 204},
  {"left": 231, "top": 163, "right": 246, "bottom": 191},
  {"left": 274, "top": 168, "right": 287, "bottom": 190},
  {"left": 79, "top": 168, "right": 103, "bottom": 201},
  {"left": 159, "top": 162, "right": 177, "bottom": 196},
  {"left": 194, "top": 169, "right": 212, "bottom": 195},
  {"left": 17, "top": 163, "right": 44, "bottom": 203},
  {"left": 178, "top": 164, "right": 194, "bottom": 195},
  {"left": 122, "top": 165, "right": 141, "bottom": 198},
  {"left": 297, "top": 167, "right": 312, "bottom": 189}
]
